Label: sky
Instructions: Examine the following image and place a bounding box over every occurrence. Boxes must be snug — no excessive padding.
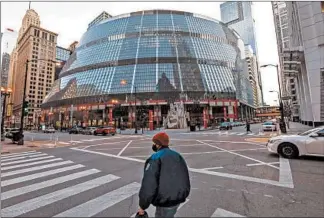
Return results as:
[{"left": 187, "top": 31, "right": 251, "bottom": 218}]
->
[{"left": 1, "top": 1, "right": 280, "bottom": 106}]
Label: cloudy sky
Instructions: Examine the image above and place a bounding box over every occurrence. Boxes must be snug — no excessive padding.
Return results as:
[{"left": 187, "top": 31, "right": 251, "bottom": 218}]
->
[{"left": 1, "top": 1, "right": 280, "bottom": 106}]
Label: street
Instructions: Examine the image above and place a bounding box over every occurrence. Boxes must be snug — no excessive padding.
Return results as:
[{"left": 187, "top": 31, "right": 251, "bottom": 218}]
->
[{"left": 1, "top": 125, "right": 324, "bottom": 217}]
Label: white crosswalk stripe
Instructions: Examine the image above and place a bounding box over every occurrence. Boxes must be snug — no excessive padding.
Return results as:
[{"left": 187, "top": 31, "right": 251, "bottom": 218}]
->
[
  {"left": 1, "top": 155, "right": 54, "bottom": 166},
  {"left": 1, "top": 151, "right": 38, "bottom": 158},
  {"left": 2, "top": 160, "right": 74, "bottom": 178},
  {"left": 1, "top": 158, "right": 63, "bottom": 171},
  {"left": 54, "top": 182, "right": 140, "bottom": 217},
  {"left": 1, "top": 151, "right": 217, "bottom": 217},
  {"left": 1, "top": 153, "right": 47, "bottom": 162}
]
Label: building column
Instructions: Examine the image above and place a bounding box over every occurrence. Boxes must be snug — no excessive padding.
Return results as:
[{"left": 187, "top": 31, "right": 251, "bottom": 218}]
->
[
  {"left": 227, "top": 105, "right": 234, "bottom": 122},
  {"left": 108, "top": 107, "right": 113, "bottom": 125}
]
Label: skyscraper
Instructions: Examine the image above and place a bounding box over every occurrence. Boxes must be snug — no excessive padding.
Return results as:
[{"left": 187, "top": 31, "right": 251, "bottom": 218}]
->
[
  {"left": 281, "top": 1, "right": 324, "bottom": 126},
  {"left": 272, "top": 2, "right": 299, "bottom": 121},
  {"left": 220, "top": 1, "right": 263, "bottom": 106},
  {"left": 87, "top": 11, "right": 113, "bottom": 30},
  {"left": 1, "top": 52, "right": 10, "bottom": 87},
  {"left": 11, "top": 8, "right": 58, "bottom": 127},
  {"left": 220, "top": 1, "right": 258, "bottom": 55}
]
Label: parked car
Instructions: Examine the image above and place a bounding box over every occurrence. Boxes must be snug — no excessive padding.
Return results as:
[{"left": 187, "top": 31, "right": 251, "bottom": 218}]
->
[
  {"left": 44, "top": 127, "right": 56, "bottom": 133},
  {"left": 262, "top": 121, "right": 277, "bottom": 131},
  {"left": 4, "top": 128, "right": 20, "bottom": 138},
  {"left": 94, "top": 126, "right": 116, "bottom": 136},
  {"left": 82, "top": 127, "right": 97, "bottom": 135},
  {"left": 219, "top": 122, "right": 232, "bottom": 130},
  {"left": 267, "top": 126, "right": 324, "bottom": 158},
  {"left": 69, "top": 126, "right": 82, "bottom": 134}
]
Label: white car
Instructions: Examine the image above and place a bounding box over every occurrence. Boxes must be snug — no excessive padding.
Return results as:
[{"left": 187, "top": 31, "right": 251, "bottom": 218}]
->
[
  {"left": 44, "top": 127, "right": 56, "bottom": 133},
  {"left": 263, "top": 121, "right": 277, "bottom": 131},
  {"left": 266, "top": 126, "right": 324, "bottom": 158}
]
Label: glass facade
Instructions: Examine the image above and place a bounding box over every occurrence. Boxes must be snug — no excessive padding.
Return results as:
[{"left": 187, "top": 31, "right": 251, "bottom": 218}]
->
[
  {"left": 220, "top": 2, "right": 258, "bottom": 55},
  {"left": 43, "top": 10, "right": 254, "bottom": 108},
  {"left": 56, "top": 46, "right": 71, "bottom": 61}
]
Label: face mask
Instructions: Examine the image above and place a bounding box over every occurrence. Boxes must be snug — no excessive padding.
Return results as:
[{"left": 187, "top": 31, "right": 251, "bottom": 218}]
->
[{"left": 152, "top": 144, "right": 158, "bottom": 152}]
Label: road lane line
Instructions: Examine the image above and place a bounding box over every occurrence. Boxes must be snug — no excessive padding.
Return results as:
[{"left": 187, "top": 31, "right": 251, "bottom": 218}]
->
[
  {"left": 200, "top": 166, "right": 224, "bottom": 170},
  {"left": 82, "top": 139, "right": 134, "bottom": 150},
  {"left": 237, "top": 133, "right": 245, "bottom": 135},
  {"left": 279, "top": 157, "right": 294, "bottom": 188},
  {"left": 1, "top": 158, "right": 63, "bottom": 170},
  {"left": 1, "top": 164, "right": 85, "bottom": 187},
  {"left": 1, "top": 155, "right": 54, "bottom": 166},
  {"left": 1, "top": 174, "right": 120, "bottom": 217},
  {"left": 1, "top": 151, "right": 38, "bottom": 158},
  {"left": 117, "top": 140, "right": 133, "bottom": 156},
  {"left": 2, "top": 161, "right": 74, "bottom": 178},
  {"left": 127, "top": 148, "right": 267, "bottom": 157},
  {"left": 211, "top": 208, "right": 245, "bottom": 217},
  {"left": 197, "top": 140, "right": 279, "bottom": 170},
  {"left": 1, "top": 169, "right": 101, "bottom": 200},
  {"left": 246, "top": 162, "right": 279, "bottom": 167},
  {"left": 54, "top": 182, "right": 140, "bottom": 217},
  {"left": 71, "top": 148, "right": 293, "bottom": 188},
  {"left": 1, "top": 153, "right": 47, "bottom": 162}
]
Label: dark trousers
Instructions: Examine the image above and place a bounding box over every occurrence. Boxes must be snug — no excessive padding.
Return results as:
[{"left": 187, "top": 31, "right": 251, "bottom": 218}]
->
[{"left": 155, "top": 204, "right": 180, "bottom": 218}]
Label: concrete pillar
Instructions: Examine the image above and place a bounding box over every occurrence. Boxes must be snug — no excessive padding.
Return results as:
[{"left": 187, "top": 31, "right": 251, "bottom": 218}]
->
[{"left": 228, "top": 105, "right": 234, "bottom": 122}]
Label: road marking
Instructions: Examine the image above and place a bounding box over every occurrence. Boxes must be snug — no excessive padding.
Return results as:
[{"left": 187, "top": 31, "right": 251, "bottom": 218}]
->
[
  {"left": 211, "top": 208, "right": 245, "bottom": 217},
  {"left": 54, "top": 182, "right": 140, "bottom": 217},
  {"left": 201, "top": 140, "right": 263, "bottom": 146},
  {"left": 1, "top": 174, "right": 120, "bottom": 217},
  {"left": 197, "top": 140, "right": 279, "bottom": 170},
  {"left": 1, "top": 155, "right": 54, "bottom": 166},
  {"left": 1, "top": 169, "right": 100, "bottom": 200},
  {"left": 246, "top": 162, "right": 279, "bottom": 167},
  {"left": 70, "top": 140, "right": 84, "bottom": 144},
  {"left": 1, "top": 164, "right": 85, "bottom": 187},
  {"left": 71, "top": 148, "right": 294, "bottom": 188},
  {"left": 117, "top": 140, "right": 133, "bottom": 156},
  {"left": 237, "top": 133, "right": 245, "bottom": 135},
  {"left": 1, "top": 151, "right": 38, "bottom": 158},
  {"left": 264, "top": 194, "right": 273, "bottom": 198},
  {"left": 127, "top": 148, "right": 267, "bottom": 157},
  {"left": 58, "top": 141, "right": 70, "bottom": 145},
  {"left": 82, "top": 139, "right": 134, "bottom": 150},
  {"left": 1, "top": 161, "right": 74, "bottom": 178},
  {"left": 1, "top": 158, "right": 63, "bottom": 171},
  {"left": 279, "top": 157, "right": 294, "bottom": 188},
  {"left": 1, "top": 153, "right": 47, "bottom": 162},
  {"left": 200, "top": 166, "right": 224, "bottom": 170}
]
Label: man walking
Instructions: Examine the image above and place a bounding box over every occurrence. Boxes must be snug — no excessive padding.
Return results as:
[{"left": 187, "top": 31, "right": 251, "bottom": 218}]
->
[
  {"left": 137, "top": 132, "right": 191, "bottom": 218},
  {"left": 246, "top": 120, "right": 252, "bottom": 134}
]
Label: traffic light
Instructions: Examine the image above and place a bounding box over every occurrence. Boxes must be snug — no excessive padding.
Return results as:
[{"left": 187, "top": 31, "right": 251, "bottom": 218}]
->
[{"left": 23, "top": 101, "right": 29, "bottom": 116}]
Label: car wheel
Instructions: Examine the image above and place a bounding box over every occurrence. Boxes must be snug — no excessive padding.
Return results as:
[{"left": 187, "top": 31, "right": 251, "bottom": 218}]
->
[
  {"left": 111, "top": 133, "right": 115, "bottom": 136},
  {"left": 278, "top": 143, "right": 299, "bottom": 159},
  {"left": 94, "top": 132, "right": 97, "bottom": 136},
  {"left": 103, "top": 132, "right": 107, "bottom": 136}
]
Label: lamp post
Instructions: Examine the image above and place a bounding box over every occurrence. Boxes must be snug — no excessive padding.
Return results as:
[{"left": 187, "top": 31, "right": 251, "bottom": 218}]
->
[
  {"left": 120, "top": 79, "right": 138, "bottom": 134},
  {"left": 1, "top": 87, "right": 12, "bottom": 141},
  {"left": 261, "top": 64, "right": 286, "bottom": 133},
  {"left": 18, "top": 59, "right": 60, "bottom": 145}
]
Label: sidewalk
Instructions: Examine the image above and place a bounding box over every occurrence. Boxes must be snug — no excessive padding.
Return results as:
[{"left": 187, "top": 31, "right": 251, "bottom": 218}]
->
[
  {"left": 284, "top": 122, "right": 312, "bottom": 135},
  {"left": 118, "top": 126, "right": 217, "bottom": 135}
]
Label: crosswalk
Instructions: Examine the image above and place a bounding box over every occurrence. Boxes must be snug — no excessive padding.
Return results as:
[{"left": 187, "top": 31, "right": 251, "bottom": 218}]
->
[
  {"left": 181, "top": 131, "right": 278, "bottom": 137},
  {"left": 1, "top": 150, "right": 243, "bottom": 217}
]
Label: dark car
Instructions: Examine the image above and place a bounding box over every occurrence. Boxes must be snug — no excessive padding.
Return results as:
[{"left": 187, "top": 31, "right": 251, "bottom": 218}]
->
[
  {"left": 219, "top": 122, "right": 232, "bottom": 130},
  {"left": 69, "top": 126, "right": 82, "bottom": 134}
]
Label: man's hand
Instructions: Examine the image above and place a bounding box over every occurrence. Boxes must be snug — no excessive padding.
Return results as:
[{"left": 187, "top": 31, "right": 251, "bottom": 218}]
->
[{"left": 138, "top": 207, "right": 145, "bottom": 215}]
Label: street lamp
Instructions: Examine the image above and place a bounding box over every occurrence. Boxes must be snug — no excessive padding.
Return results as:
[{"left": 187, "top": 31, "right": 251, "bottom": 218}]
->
[
  {"left": 120, "top": 79, "right": 138, "bottom": 134},
  {"left": 18, "top": 59, "right": 59, "bottom": 145},
  {"left": 1, "top": 87, "right": 12, "bottom": 141},
  {"left": 261, "top": 64, "right": 287, "bottom": 133}
]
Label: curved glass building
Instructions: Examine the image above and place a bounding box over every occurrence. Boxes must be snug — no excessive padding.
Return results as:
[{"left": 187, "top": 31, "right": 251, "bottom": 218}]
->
[{"left": 42, "top": 10, "right": 254, "bottom": 127}]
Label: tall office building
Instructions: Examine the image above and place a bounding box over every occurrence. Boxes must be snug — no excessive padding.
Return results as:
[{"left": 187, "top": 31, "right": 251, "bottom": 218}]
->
[
  {"left": 12, "top": 8, "right": 58, "bottom": 127},
  {"left": 1, "top": 52, "right": 10, "bottom": 87},
  {"left": 282, "top": 2, "right": 324, "bottom": 126},
  {"left": 272, "top": 2, "right": 299, "bottom": 121},
  {"left": 87, "top": 11, "right": 113, "bottom": 30},
  {"left": 55, "top": 46, "right": 71, "bottom": 80},
  {"left": 245, "top": 45, "right": 262, "bottom": 107},
  {"left": 220, "top": 1, "right": 264, "bottom": 106},
  {"left": 68, "top": 41, "right": 78, "bottom": 53}
]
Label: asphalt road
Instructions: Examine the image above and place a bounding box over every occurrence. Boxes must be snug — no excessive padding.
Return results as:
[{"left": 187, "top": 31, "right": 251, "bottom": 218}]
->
[{"left": 1, "top": 130, "right": 324, "bottom": 217}]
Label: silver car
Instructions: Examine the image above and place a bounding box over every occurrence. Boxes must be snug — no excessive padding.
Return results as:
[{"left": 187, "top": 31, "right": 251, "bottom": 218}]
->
[{"left": 82, "top": 127, "right": 97, "bottom": 135}]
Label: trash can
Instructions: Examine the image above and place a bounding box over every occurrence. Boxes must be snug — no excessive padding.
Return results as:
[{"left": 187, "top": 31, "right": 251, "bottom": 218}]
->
[
  {"left": 12, "top": 131, "right": 23, "bottom": 143},
  {"left": 190, "top": 125, "right": 196, "bottom": 131}
]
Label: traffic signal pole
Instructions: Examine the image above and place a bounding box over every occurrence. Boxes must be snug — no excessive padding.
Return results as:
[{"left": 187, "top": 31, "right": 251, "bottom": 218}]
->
[{"left": 18, "top": 60, "right": 29, "bottom": 145}]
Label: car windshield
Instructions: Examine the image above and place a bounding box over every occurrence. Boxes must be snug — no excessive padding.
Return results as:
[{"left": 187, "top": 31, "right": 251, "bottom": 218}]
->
[
  {"left": 264, "top": 122, "right": 273, "bottom": 125},
  {"left": 299, "top": 128, "right": 322, "bottom": 136}
]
